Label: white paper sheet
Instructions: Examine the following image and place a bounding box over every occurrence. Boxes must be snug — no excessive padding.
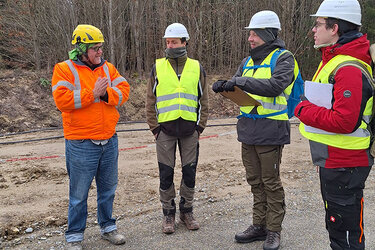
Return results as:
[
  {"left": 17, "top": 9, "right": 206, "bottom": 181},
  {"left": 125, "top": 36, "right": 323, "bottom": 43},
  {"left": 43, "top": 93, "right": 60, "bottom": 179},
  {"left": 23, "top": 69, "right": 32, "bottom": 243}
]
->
[
  {"left": 304, "top": 80, "right": 333, "bottom": 109},
  {"left": 304, "top": 81, "right": 335, "bottom": 134}
]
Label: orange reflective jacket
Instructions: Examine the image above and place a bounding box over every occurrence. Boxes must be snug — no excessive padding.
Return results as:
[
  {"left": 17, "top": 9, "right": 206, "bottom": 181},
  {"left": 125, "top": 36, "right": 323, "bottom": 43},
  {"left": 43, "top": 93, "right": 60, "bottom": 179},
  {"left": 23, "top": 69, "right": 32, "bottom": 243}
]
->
[{"left": 52, "top": 59, "right": 130, "bottom": 140}]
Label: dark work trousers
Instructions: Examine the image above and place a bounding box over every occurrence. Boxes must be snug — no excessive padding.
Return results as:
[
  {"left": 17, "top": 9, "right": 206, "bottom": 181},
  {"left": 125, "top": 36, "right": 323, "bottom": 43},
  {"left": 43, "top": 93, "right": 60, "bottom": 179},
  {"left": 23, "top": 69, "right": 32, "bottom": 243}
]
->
[
  {"left": 156, "top": 130, "right": 199, "bottom": 215},
  {"left": 320, "top": 166, "right": 372, "bottom": 250},
  {"left": 242, "top": 144, "right": 285, "bottom": 232}
]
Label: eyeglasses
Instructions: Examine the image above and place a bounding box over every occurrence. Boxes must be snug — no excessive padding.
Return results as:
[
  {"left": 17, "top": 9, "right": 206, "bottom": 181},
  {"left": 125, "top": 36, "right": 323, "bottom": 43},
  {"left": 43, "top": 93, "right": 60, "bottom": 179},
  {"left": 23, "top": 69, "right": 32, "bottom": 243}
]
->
[
  {"left": 90, "top": 45, "right": 103, "bottom": 52},
  {"left": 313, "top": 21, "right": 326, "bottom": 29}
]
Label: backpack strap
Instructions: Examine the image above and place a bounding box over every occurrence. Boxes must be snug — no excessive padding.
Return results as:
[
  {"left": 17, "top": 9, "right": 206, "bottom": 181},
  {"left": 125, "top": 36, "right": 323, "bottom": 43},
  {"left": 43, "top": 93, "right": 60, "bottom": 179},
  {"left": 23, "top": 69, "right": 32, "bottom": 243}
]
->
[
  {"left": 242, "top": 56, "right": 272, "bottom": 76},
  {"left": 242, "top": 56, "right": 252, "bottom": 70},
  {"left": 330, "top": 61, "right": 375, "bottom": 126},
  {"left": 242, "top": 48, "right": 287, "bottom": 75},
  {"left": 330, "top": 60, "right": 374, "bottom": 85},
  {"left": 237, "top": 48, "right": 291, "bottom": 120},
  {"left": 270, "top": 49, "right": 286, "bottom": 73}
]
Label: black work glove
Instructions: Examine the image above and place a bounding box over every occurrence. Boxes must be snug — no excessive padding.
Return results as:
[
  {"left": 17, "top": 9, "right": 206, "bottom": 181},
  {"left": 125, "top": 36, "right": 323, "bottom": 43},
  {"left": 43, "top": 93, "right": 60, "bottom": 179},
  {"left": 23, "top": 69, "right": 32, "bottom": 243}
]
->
[
  {"left": 222, "top": 79, "right": 236, "bottom": 92},
  {"left": 212, "top": 80, "right": 227, "bottom": 93}
]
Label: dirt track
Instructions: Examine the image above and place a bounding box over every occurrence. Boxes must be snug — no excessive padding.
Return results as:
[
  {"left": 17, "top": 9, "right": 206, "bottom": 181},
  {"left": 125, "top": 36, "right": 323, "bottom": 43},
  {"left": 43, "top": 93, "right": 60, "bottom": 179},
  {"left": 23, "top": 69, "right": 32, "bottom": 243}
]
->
[{"left": 1, "top": 118, "right": 375, "bottom": 249}]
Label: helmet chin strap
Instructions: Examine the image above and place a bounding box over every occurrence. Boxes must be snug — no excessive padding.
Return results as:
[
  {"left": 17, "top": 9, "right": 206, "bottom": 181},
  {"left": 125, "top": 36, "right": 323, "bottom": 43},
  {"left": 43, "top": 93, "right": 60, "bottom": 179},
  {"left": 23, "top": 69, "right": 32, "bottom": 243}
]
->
[{"left": 77, "top": 43, "right": 89, "bottom": 58}]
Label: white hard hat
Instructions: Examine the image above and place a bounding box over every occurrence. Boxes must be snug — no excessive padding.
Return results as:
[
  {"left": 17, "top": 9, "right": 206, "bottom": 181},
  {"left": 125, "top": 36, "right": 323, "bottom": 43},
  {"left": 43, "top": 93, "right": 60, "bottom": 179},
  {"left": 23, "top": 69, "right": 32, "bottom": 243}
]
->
[
  {"left": 245, "top": 10, "right": 281, "bottom": 31},
  {"left": 311, "top": 0, "right": 361, "bottom": 26},
  {"left": 163, "top": 23, "right": 190, "bottom": 40}
]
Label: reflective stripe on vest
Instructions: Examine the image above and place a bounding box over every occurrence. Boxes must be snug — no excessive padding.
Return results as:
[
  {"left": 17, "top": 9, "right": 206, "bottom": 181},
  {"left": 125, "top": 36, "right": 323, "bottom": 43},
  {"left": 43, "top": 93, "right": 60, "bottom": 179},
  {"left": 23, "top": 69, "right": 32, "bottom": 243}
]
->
[
  {"left": 155, "top": 58, "right": 200, "bottom": 123},
  {"left": 102, "top": 64, "right": 126, "bottom": 106},
  {"left": 64, "top": 60, "right": 82, "bottom": 108},
  {"left": 52, "top": 60, "right": 125, "bottom": 107},
  {"left": 299, "top": 55, "right": 373, "bottom": 150},
  {"left": 240, "top": 48, "right": 298, "bottom": 121}
]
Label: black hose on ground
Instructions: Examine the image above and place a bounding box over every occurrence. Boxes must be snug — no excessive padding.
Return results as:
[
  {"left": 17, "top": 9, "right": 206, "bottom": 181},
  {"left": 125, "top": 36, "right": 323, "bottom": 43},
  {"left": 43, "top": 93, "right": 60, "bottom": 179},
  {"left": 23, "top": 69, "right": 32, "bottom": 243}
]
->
[
  {"left": 0, "top": 120, "right": 300, "bottom": 145},
  {"left": 0, "top": 120, "right": 148, "bottom": 137}
]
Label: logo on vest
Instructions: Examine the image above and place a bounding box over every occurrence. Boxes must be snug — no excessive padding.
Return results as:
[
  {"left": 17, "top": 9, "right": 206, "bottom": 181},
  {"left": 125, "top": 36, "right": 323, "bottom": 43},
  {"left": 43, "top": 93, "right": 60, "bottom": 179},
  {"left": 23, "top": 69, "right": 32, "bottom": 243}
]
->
[{"left": 343, "top": 90, "right": 351, "bottom": 98}]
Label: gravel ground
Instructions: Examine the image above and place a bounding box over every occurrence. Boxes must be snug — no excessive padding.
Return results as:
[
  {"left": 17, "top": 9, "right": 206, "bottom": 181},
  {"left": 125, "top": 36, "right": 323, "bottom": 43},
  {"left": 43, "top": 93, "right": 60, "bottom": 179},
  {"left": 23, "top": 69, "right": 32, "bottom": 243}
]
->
[
  {"left": 3, "top": 173, "right": 375, "bottom": 250},
  {"left": 2, "top": 121, "right": 375, "bottom": 249}
]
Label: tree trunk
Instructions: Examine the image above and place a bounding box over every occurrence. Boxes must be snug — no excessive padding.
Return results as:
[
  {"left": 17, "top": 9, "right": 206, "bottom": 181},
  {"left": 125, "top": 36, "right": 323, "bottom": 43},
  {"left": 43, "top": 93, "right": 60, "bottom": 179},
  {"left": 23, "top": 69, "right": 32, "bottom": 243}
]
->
[{"left": 108, "top": 0, "right": 115, "bottom": 63}]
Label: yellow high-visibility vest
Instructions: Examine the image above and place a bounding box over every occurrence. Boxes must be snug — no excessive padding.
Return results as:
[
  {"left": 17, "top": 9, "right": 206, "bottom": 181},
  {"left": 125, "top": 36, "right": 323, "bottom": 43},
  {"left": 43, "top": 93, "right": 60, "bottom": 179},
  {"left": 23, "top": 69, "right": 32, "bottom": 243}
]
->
[
  {"left": 155, "top": 57, "right": 200, "bottom": 123},
  {"left": 299, "top": 55, "right": 373, "bottom": 150},
  {"left": 240, "top": 48, "right": 299, "bottom": 120}
]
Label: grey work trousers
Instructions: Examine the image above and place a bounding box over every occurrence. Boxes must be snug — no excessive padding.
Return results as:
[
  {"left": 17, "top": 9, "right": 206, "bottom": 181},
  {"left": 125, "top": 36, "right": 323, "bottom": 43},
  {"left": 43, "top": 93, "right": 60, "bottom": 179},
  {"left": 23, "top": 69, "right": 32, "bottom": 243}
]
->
[
  {"left": 156, "top": 130, "right": 199, "bottom": 214},
  {"left": 242, "top": 143, "right": 285, "bottom": 232}
]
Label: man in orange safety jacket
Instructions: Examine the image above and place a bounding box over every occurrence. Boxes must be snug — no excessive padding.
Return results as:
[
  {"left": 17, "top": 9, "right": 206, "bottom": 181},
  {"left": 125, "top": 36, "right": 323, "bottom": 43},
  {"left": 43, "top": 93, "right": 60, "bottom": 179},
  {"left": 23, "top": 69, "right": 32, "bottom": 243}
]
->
[{"left": 52, "top": 24, "right": 130, "bottom": 249}]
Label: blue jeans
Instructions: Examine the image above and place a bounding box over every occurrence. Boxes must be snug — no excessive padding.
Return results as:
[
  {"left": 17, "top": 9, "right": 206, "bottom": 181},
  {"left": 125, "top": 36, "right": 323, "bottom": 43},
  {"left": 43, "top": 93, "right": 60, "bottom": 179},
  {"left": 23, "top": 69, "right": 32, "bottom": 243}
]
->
[{"left": 65, "top": 134, "right": 118, "bottom": 243}]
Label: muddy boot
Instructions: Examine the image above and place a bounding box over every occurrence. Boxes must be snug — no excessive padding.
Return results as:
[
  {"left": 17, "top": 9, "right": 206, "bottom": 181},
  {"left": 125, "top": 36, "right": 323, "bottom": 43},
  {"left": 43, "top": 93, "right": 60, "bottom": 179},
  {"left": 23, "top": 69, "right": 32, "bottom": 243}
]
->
[
  {"left": 101, "top": 230, "right": 126, "bottom": 245},
  {"left": 235, "top": 224, "right": 267, "bottom": 243},
  {"left": 263, "top": 231, "right": 281, "bottom": 250},
  {"left": 66, "top": 241, "right": 82, "bottom": 250},
  {"left": 180, "top": 212, "right": 200, "bottom": 230},
  {"left": 162, "top": 214, "right": 175, "bottom": 234}
]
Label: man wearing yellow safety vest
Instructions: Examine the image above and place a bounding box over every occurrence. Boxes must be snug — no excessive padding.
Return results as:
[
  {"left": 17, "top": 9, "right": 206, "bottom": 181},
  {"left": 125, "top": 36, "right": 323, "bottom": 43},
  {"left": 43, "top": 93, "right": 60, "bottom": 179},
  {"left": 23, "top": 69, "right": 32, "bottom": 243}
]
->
[
  {"left": 294, "top": 0, "right": 373, "bottom": 249},
  {"left": 146, "top": 23, "right": 208, "bottom": 234},
  {"left": 52, "top": 24, "right": 130, "bottom": 249},
  {"left": 213, "top": 11, "right": 301, "bottom": 250}
]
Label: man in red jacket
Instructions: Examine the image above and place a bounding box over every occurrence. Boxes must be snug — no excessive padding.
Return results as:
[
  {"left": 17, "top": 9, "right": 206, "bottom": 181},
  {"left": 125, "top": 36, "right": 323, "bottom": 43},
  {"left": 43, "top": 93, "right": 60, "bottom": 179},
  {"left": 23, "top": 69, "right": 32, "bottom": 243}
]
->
[{"left": 295, "top": 0, "right": 373, "bottom": 249}]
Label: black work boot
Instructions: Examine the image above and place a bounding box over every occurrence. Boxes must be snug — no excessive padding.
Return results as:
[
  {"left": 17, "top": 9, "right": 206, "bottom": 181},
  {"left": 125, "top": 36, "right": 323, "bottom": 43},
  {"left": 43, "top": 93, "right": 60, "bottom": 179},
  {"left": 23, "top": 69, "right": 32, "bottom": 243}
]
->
[
  {"left": 235, "top": 224, "right": 267, "bottom": 243},
  {"left": 263, "top": 231, "right": 281, "bottom": 250}
]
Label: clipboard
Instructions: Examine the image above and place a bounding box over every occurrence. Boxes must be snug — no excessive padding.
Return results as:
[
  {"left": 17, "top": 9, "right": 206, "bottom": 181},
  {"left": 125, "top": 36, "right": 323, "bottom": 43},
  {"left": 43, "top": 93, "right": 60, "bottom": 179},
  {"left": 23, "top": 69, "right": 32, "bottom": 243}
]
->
[{"left": 220, "top": 86, "right": 260, "bottom": 106}]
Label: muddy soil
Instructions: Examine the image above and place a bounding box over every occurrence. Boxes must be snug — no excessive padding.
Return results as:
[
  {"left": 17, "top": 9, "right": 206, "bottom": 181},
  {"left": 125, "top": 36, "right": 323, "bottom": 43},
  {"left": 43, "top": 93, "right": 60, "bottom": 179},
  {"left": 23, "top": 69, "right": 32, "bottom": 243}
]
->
[
  {"left": 1, "top": 70, "right": 375, "bottom": 249},
  {"left": 1, "top": 120, "right": 375, "bottom": 249}
]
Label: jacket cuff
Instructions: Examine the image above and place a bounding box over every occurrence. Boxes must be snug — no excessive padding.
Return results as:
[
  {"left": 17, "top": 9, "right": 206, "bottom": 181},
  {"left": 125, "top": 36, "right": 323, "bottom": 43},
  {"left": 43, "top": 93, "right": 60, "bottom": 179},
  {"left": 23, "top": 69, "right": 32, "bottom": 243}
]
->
[
  {"left": 152, "top": 126, "right": 161, "bottom": 135},
  {"left": 100, "top": 91, "right": 109, "bottom": 103},
  {"left": 295, "top": 100, "right": 309, "bottom": 118}
]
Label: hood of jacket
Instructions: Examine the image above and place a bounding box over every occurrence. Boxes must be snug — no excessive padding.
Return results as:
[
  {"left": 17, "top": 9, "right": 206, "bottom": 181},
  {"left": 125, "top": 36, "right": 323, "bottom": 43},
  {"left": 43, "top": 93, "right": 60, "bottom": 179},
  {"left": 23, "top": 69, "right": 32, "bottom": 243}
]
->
[{"left": 320, "top": 33, "right": 371, "bottom": 65}]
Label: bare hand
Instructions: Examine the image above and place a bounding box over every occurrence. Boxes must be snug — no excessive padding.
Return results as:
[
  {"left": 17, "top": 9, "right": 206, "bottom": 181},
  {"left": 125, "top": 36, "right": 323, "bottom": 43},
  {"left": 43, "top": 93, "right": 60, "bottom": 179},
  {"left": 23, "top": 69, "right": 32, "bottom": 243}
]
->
[{"left": 93, "top": 77, "right": 108, "bottom": 99}]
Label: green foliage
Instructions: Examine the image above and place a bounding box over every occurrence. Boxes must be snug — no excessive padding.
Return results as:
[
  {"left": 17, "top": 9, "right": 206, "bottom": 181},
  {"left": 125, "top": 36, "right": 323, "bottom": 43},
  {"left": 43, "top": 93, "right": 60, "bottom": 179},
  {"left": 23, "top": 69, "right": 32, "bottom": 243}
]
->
[{"left": 39, "top": 78, "right": 51, "bottom": 88}]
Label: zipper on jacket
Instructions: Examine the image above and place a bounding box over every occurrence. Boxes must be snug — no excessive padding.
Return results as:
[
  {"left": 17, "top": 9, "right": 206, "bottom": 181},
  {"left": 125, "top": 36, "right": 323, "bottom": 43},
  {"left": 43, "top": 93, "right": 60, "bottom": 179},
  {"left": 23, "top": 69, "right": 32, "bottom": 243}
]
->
[{"left": 175, "top": 58, "right": 180, "bottom": 136}]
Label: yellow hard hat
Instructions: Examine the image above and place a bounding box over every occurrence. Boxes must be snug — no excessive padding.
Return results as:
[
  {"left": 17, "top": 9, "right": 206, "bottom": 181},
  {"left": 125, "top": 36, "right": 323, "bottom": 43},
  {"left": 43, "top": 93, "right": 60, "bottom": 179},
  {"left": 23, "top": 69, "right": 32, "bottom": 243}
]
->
[{"left": 71, "top": 24, "right": 104, "bottom": 45}]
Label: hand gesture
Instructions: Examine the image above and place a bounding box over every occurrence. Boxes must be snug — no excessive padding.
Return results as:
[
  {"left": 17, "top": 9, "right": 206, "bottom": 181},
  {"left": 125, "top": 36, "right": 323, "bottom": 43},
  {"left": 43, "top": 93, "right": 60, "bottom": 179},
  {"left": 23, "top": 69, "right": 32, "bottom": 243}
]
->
[
  {"left": 212, "top": 80, "right": 227, "bottom": 93},
  {"left": 222, "top": 80, "right": 236, "bottom": 92},
  {"left": 93, "top": 77, "right": 108, "bottom": 99}
]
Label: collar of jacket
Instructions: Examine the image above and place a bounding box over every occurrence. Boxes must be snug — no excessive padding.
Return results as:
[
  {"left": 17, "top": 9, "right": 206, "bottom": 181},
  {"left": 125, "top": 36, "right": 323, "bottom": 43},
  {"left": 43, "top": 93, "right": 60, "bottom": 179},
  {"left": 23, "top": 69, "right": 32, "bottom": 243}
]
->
[
  {"left": 167, "top": 54, "right": 187, "bottom": 67},
  {"left": 320, "top": 33, "right": 371, "bottom": 65},
  {"left": 250, "top": 38, "right": 286, "bottom": 64},
  {"left": 337, "top": 31, "right": 363, "bottom": 45},
  {"left": 73, "top": 58, "right": 106, "bottom": 70}
]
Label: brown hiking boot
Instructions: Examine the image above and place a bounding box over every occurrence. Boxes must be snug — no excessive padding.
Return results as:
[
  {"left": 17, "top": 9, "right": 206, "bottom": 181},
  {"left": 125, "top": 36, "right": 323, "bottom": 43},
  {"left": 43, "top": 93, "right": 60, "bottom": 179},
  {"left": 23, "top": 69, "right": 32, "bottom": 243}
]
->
[
  {"left": 162, "top": 214, "right": 175, "bottom": 234},
  {"left": 180, "top": 212, "right": 200, "bottom": 230},
  {"left": 263, "top": 231, "right": 281, "bottom": 250},
  {"left": 235, "top": 224, "right": 267, "bottom": 243}
]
